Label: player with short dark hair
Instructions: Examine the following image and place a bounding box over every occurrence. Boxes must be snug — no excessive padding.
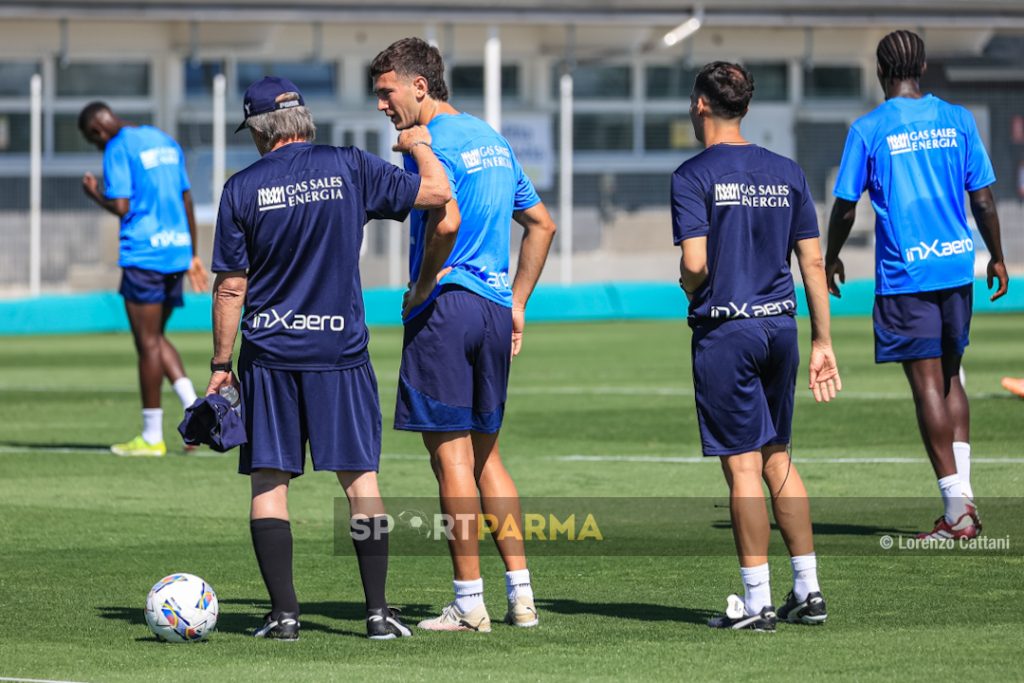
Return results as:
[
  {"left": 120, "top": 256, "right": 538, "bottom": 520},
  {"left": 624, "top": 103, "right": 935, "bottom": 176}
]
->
[
  {"left": 206, "top": 76, "right": 451, "bottom": 640},
  {"left": 673, "top": 61, "right": 841, "bottom": 631},
  {"left": 371, "top": 37, "right": 557, "bottom": 632},
  {"left": 79, "top": 102, "right": 208, "bottom": 456},
  {"left": 826, "top": 30, "right": 1009, "bottom": 540}
]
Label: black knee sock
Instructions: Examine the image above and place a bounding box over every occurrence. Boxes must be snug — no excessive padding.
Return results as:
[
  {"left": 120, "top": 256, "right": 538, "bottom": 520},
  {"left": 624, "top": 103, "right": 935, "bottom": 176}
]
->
[
  {"left": 250, "top": 518, "right": 300, "bottom": 616},
  {"left": 350, "top": 516, "right": 390, "bottom": 611}
]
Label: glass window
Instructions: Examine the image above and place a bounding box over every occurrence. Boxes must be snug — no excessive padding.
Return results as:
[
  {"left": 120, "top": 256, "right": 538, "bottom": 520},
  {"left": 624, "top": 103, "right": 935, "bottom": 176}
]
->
[
  {"left": 804, "top": 66, "right": 862, "bottom": 100},
  {"left": 55, "top": 112, "right": 153, "bottom": 153},
  {"left": 185, "top": 60, "right": 225, "bottom": 99},
  {"left": 0, "top": 62, "right": 40, "bottom": 97},
  {"left": 0, "top": 113, "right": 31, "bottom": 153},
  {"left": 176, "top": 122, "right": 239, "bottom": 149},
  {"left": 746, "top": 63, "right": 789, "bottom": 102},
  {"left": 646, "top": 65, "right": 698, "bottom": 99},
  {"left": 365, "top": 65, "right": 378, "bottom": 97},
  {"left": 450, "top": 64, "right": 520, "bottom": 99},
  {"left": 644, "top": 114, "right": 698, "bottom": 151},
  {"left": 56, "top": 63, "right": 151, "bottom": 98},
  {"left": 237, "top": 61, "right": 337, "bottom": 98},
  {"left": 556, "top": 65, "right": 631, "bottom": 99},
  {"left": 178, "top": 121, "right": 331, "bottom": 149},
  {"left": 572, "top": 113, "right": 633, "bottom": 151}
]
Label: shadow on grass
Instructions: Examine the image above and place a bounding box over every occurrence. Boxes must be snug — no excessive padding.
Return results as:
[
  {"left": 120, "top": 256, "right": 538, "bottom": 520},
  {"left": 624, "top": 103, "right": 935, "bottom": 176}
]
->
[
  {"left": 709, "top": 521, "right": 918, "bottom": 536},
  {"left": 536, "top": 598, "right": 716, "bottom": 625},
  {"left": 0, "top": 440, "right": 110, "bottom": 451},
  {"left": 103, "top": 599, "right": 436, "bottom": 638}
]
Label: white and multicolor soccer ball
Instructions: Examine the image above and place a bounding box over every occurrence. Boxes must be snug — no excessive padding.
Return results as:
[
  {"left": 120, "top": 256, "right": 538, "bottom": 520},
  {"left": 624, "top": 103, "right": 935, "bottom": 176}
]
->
[{"left": 144, "top": 573, "right": 219, "bottom": 642}]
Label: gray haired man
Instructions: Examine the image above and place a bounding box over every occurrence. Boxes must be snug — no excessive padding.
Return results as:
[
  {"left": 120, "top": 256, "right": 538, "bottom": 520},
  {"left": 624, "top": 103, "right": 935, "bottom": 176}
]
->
[{"left": 207, "top": 76, "right": 451, "bottom": 640}]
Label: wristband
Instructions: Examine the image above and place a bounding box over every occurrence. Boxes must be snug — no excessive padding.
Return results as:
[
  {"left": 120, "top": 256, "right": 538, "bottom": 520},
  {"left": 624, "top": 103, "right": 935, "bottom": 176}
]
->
[
  {"left": 409, "top": 141, "right": 433, "bottom": 151},
  {"left": 210, "top": 358, "right": 233, "bottom": 373}
]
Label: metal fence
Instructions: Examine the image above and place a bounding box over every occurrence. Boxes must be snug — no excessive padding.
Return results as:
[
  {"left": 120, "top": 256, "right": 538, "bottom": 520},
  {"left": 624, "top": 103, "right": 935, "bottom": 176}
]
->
[{"left": 3, "top": 68, "right": 1023, "bottom": 297}]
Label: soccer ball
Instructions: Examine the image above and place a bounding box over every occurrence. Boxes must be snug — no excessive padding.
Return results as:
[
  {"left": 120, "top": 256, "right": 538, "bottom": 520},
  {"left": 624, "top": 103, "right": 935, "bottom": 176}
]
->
[{"left": 144, "top": 573, "right": 218, "bottom": 642}]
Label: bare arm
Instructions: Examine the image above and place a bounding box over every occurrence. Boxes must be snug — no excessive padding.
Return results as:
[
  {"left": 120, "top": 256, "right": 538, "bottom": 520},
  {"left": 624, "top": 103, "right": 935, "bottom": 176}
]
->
[
  {"left": 968, "top": 186, "right": 1009, "bottom": 301},
  {"left": 403, "top": 198, "right": 461, "bottom": 318},
  {"left": 182, "top": 189, "right": 209, "bottom": 292},
  {"left": 205, "top": 271, "right": 247, "bottom": 396},
  {"left": 509, "top": 202, "right": 557, "bottom": 356},
  {"left": 678, "top": 236, "right": 708, "bottom": 298},
  {"left": 795, "top": 236, "right": 842, "bottom": 402},
  {"left": 393, "top": 127, "right": 451, "bottom": 210},
  {"left": 81, "top": 172, "right": 128, "bottom": 218},
  {"left": 824, "top": 198, "right": 858, "bottom": 298}
]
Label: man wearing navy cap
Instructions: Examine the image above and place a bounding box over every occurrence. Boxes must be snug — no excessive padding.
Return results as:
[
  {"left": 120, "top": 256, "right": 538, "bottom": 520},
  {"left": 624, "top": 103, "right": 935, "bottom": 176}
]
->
[{"left": 206, "top": 76, "right": 451, "bottom": 640}]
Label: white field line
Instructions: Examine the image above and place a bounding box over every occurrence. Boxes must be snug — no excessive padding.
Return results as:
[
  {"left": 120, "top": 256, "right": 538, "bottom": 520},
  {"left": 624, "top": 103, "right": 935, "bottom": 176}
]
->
[
  {"left": 0, "top": 445, "right": 426, "bottom": 458},
  {"left": 555, "top": 454, "right": 1024, "bottom": 464},
  {"left": 3, "top": 445, "right": 1020, "bottom": 465},
  {"left": 0, "top": 677, "right": 91, "bottom": 683}
]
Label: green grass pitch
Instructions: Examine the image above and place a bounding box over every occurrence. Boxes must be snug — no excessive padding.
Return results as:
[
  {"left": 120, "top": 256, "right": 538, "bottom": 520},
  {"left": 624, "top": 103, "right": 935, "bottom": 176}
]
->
[{"left": 1, "top": 315, "right": 1022, "bottom": 681}]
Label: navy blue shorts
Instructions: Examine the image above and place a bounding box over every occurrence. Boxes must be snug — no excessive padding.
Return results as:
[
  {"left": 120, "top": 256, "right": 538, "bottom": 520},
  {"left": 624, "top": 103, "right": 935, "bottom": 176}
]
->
[
  {"left": 238, "top": 359, "right": 382, "bottom": 476},
  {"left": 119, "top": 267, "right": 185, "bottom": 307},
  {"left": 691, "top": 316, "right": 799, "bottom": 457},
  {"left": 395, "top": 285, "right": 512, "bottom": 433},
  {"left": 874, "top": 284, "right": 972, "bottom": 363}
]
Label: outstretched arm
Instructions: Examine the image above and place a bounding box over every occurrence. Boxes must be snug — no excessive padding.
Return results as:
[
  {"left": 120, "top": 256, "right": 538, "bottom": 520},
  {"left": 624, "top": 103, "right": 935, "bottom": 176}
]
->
[
  {"left": 824, "top": 198, "right": 858, "bottom": 298},
  {"left": 510, "top": 202, "right": 557, "bottom": 356},
  {"left": 969, "top": 186, "right": 1009, "bottom": 301},
  {"left": 393, "top": 127, "right": 451, "bottom": 210},
  {"left": 795, "top": 236, "right": 842, "bottom": 403}
]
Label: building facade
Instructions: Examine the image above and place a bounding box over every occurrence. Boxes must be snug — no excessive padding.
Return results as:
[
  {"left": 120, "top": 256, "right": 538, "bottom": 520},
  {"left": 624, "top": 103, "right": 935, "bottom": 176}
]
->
[{"left": 1, "top": 1, "right": 1022, "bottom": 290}]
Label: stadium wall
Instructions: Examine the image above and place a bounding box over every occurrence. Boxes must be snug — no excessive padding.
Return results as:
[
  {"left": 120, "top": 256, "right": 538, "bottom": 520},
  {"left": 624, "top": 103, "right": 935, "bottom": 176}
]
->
[{"left": 1, "top": 279, "right": 1021, "bottom": 335}]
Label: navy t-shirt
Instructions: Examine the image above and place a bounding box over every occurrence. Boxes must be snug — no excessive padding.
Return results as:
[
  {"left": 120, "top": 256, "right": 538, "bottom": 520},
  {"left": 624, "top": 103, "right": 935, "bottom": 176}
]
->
[
  {"left": 212, "top": 142, "right": 420, "bottom": 369},
  {"left": 671, "top": 144, "right": 819, "bottom": 326}
]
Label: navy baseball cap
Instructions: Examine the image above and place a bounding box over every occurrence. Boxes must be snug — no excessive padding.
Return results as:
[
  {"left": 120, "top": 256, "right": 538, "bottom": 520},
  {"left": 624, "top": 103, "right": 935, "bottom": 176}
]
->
[
  {"left": 235, "top": 76, "right": 305, "bottom": 133},
  {"left": 177, "top": 394, "right": 248, "bottom": 452}
]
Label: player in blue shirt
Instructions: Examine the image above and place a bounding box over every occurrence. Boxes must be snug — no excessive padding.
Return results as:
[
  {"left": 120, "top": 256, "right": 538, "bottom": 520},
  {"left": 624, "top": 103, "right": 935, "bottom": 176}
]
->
[
  {"left": 371, "top": 38, "right": 557, "bottom": 632},
  {"left": 672, "top": 62, "right": 841, "bottom": 631},
  {"left": 79, "top": 103, "right": 208, "bottom": 457},
  {"left": 826, "top": 31, "right": 1009, "bottom": 540},
  {"left": 206, "top": 77, "right": 451, "bottom": 640}
]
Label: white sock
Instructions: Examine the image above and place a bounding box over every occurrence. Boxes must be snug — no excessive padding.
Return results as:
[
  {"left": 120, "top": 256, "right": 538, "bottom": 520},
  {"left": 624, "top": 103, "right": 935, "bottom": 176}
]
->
[
  {"left": 739, "top": 563, "right": 771, "bottom": 616},
  {"left": 953, "top": 442, "right": 973, "bottom": 500},
  {"left": 453, "top": 578, "right": 484, "bottom": 613},
  {"left": 172, "top": 377, "right": 198, "bottom": 410},
  {"left": 938, "top": 474, "right": 968, "bottom": 524},
  {"left": 505, "top": 568, "right": 533, "bottom": 601},
  {"left": 141, "top": 408, "right": 163, "bottom": 444},
  {"left": 790, "top": 553, "right": 820, "bottom": 602}
]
